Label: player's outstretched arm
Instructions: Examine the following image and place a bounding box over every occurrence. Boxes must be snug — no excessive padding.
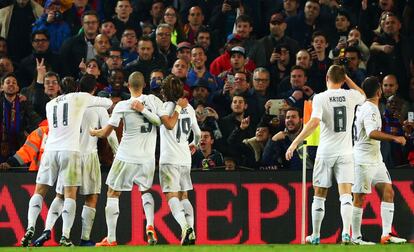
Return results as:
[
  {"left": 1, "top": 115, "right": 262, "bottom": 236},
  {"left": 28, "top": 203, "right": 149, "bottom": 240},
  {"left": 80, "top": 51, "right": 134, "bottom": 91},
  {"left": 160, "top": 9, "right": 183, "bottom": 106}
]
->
[
  {"left": 286, "top": 117, "right": 320, "bottom": 160},
  {"left": 88, "top": 96, "right": 113, "bottom": 109},
  {"left": 369, "top": 130, "right": 407, "bottom": 146},
  {"left": 90, "top": 124, "right": 114, "bottom": 138}
]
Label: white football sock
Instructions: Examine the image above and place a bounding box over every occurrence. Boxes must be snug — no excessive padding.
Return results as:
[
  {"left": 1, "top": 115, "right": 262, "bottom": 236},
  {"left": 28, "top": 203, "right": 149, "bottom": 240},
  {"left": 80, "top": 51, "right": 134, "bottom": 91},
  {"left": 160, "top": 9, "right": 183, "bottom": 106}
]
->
[
  {"left": 27, "top": 194, "right": 43, "bottom": 229},
  {"left": 141, "top": 193, "right": 154, "bottom": 228},
  {"left": 168, "top": 197, "right": 187, "bottom": 230},
  {"left": 381, "top": 202, "right": 394, "bottom": 236},
  {"left": 340, "top": 194, "right": 353, "bottom": 236},
  {"left": 311, "top": 196, "right": 326, "bottom": 238},
  {"left": 181, "top": 199, "right": 194, "bottom": 228},
  {"left": 351, "top": 206, "right": 363, "bottom": 239},
  {"left": 106, "top": 197, "right": 119, "bottom": 243},
  {"left": 81, "top": 205, "right": 96, "bottom": 241},
  {"left": 45, "top": 197, "right": 64, "bottom": 231},
  {"left": 61, "top": 198, "right": 76, "bottom": 238}
]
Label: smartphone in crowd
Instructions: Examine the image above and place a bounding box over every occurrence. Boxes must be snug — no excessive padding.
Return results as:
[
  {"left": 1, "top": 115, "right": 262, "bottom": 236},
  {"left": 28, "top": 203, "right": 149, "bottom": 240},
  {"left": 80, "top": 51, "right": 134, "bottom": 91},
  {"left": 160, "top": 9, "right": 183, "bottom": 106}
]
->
[{"left": 408, "top": 111, "right": 414, "bottom": 122}]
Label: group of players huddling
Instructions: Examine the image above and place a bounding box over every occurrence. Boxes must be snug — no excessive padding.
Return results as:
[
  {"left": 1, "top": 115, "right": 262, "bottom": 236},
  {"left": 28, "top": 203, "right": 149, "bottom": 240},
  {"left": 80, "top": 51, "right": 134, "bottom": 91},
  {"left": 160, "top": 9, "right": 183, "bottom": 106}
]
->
[
  {"left": 21, "top": 71, "right": 199, "bottom": 247},
  {"left": 20, "top": 65, "right": 407, "bottom": 247}
]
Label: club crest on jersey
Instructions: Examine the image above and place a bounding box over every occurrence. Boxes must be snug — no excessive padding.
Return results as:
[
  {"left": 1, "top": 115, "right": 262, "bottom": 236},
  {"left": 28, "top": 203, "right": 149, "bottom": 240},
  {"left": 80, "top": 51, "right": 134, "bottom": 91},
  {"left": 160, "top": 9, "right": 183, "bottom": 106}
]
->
[{"left": 181, "top": 108, "right": 188, "bottom": 114}]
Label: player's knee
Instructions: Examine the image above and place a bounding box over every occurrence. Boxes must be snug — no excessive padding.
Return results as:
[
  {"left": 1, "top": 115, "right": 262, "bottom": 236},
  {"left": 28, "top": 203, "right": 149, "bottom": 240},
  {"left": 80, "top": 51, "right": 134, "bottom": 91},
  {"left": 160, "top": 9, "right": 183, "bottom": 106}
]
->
[
  {"left": 85, "top": 194, "right": 98, "bottom": 207},
  {"left": 179, "top": 191, "right": 188, "bottom": 200},
  {"left": 353, "top": 193, "right": 365, "bottom": 207},
  {"left": 35, "top": 184, "right": 49, "bottom": 197},
  {"left": 107, "top": 188, "right": 121, "bottom": 198},
  {"left": 382, "top": 186, "right": 394, "bottom": 202},
  {"left": 314, "top": 187, "right": 328, "bottom": 198}
]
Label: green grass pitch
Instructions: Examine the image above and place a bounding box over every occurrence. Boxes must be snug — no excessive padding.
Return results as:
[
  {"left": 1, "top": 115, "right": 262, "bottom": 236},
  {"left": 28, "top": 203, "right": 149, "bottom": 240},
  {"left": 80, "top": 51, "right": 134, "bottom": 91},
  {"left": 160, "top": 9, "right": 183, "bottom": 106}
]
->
[{"left": 0, "top": 244, "right": 413, "bottom": 252}]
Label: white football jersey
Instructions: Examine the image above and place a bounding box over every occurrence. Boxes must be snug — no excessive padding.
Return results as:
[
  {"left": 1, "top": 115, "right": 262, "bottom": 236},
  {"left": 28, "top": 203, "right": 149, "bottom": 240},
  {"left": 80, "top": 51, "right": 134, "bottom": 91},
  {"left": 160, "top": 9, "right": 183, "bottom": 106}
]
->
[
  {"left": 80, "top": 107, "right": 113, "bottom": 154},
  {"left": 45, "top": 93, "right": 112, "bottom": 152},
  {"left": 311, "top": 89, "right": 365, "bottom": 158},
  {"left": 159, "top": 102, "right": 201, "bottom": 165},
  {"left": 353, "top": 101, "right": 382, "bottom": 164},
  {"left": 108, "top": 94, "right": 162, "bottom": 163}
]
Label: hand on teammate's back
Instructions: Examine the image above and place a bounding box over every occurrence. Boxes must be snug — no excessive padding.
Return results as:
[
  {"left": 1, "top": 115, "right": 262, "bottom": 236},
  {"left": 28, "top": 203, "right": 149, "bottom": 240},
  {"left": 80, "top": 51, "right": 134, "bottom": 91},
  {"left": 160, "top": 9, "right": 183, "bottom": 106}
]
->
[{"left": 131, "top": 100, "right": 144, "bottom": 112}]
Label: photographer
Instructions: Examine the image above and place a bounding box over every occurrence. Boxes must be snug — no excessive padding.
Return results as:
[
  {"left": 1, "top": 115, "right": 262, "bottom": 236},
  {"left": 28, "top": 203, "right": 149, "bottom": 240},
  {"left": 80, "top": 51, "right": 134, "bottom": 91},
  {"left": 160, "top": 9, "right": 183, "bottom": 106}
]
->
[
  {"left": 32, "top": 0, "right": 70, "bottom": 53},
  {"left": 340, "top": 46, "right": 366, "bottom": 86}
]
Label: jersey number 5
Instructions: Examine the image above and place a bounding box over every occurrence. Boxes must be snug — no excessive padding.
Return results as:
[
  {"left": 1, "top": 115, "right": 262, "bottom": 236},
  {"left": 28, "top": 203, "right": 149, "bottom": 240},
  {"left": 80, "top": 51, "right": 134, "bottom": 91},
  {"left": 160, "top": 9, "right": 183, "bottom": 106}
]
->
[{"left": 52, "top": 103, "right": 69, "bottom": 128}]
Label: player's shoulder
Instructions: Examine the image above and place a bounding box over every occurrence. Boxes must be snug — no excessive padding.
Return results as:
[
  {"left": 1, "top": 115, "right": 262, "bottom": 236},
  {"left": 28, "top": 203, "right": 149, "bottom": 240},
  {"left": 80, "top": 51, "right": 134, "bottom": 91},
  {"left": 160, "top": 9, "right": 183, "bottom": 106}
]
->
[
  {"left": 112, "top": 99, "right": 130, "bottom": 111},
  {"left": 184, "top": 104, "right": 195, "bottom": 113}
]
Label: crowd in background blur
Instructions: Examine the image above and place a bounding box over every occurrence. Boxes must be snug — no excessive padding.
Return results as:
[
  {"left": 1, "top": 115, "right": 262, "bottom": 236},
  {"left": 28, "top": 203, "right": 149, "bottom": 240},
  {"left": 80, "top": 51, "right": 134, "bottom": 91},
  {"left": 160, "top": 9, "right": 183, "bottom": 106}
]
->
[{"left": 0, "top": 0, "right": 413, "bottom": 171}]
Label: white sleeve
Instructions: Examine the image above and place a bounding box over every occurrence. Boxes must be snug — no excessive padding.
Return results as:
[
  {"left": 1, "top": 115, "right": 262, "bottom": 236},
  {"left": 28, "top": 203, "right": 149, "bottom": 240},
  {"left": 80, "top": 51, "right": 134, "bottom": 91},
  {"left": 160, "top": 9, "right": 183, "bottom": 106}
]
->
[
  {"left": 190, "top": 108, "right": 201, "bottom": 146},
  {"left": 107, "top": 103, "right": 123, "bottom": 127},
  {"left": 160, "top": 102, "right": 175, "bottom": 117},
  {"left": 311, "top": 94, "right": 323, "bottom": 120},
  {"left": 350, "top": 89, "right": 366, "bottom": 106},
  {"left": 141, "top": 108, "right": 161, "bottom": 126},
  {"left": 363, "top": 107, "right": 381, "bottom": 137},
  {"left": 99, "top": 108, "right": 119, "bottom": 154},
  {"left": 88, "top": 95, "right": 113, "bottom": 109}
]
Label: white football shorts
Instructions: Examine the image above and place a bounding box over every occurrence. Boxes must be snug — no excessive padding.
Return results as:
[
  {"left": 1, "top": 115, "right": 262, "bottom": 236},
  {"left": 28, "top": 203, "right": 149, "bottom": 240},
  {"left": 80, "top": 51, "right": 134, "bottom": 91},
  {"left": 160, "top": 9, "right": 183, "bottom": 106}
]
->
[
  {"left": 36, "top": 151, "right": 81, "bottom": 190},
  {"left": 106, "top": 158, "right": 155, "bottom": 192},
  {"left": 159, "top": 164, "right": 193, "bottom": 193},
  {"left": 352, "top": 162, "right": 391, "bottom": 194},
  {"left": 312, "top": 154, "right": 354, "bottom": 188}
]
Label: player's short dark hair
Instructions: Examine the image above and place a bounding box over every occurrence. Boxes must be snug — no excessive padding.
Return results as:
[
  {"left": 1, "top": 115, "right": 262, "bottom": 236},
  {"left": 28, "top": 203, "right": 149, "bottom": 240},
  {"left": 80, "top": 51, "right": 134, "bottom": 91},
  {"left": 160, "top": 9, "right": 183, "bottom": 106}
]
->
[
  {"left": 79, "top": 74, "right": 97, "bottom": 93},
  {"left": 161, "top": 74, "right": 183, "bottom": 102},
  {"left": 327, "top": 65, "right": 346, "bottom": 84},
  {"left": 60, "top": 77, "right": 78, "bottom": 94},
  {"left": 362, "top": 76, "right": 380, "bottom": 99}
]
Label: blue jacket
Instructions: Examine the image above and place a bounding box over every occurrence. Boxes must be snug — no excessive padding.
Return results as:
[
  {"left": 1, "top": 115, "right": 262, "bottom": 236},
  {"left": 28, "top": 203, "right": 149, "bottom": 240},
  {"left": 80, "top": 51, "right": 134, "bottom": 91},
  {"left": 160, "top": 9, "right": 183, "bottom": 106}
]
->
[{"left": 32, "top": 14, "right": 71, "bottom": 53}]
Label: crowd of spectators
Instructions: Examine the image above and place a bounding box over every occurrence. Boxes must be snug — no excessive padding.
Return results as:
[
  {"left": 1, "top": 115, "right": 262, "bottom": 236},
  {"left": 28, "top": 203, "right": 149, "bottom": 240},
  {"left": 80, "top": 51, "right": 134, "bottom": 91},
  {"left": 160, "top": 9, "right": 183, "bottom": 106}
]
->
[{"left": 0, "top": 0, "right": 413, "bottom": 171}]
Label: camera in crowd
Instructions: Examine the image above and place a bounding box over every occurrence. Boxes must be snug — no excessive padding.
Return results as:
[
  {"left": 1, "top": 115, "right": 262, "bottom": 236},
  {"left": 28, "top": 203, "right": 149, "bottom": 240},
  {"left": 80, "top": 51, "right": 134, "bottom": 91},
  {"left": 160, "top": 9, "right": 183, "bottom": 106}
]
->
[{"left": 53, "top": 11, "right": 63, "bottom": 22}]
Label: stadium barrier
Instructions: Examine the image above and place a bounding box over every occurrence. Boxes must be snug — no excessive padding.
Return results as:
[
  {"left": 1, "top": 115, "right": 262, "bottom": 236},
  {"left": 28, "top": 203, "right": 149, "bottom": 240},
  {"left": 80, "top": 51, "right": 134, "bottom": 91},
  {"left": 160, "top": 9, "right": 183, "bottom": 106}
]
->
[{"left": 0, "top": 169, "right": 413, "bottom": 246}]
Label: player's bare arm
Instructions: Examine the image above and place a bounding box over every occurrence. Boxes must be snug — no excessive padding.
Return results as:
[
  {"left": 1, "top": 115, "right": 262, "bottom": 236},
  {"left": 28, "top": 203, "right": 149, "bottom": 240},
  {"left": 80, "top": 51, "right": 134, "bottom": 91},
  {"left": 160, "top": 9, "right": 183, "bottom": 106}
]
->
[
  {"left": 345, "top": 75, "right": 365, "bottom": 96},
  {"left": 90, "top": 124, "right": 115, "bottom": 138},
  {"left": 286, "top": 117, "right": 320, "bottom": 160},
  {"left": 369, "top": 130, "right": 407, "bottom": 146},
  {"left": 161, "top": 98, "right": 189, "bottom": 129}
]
